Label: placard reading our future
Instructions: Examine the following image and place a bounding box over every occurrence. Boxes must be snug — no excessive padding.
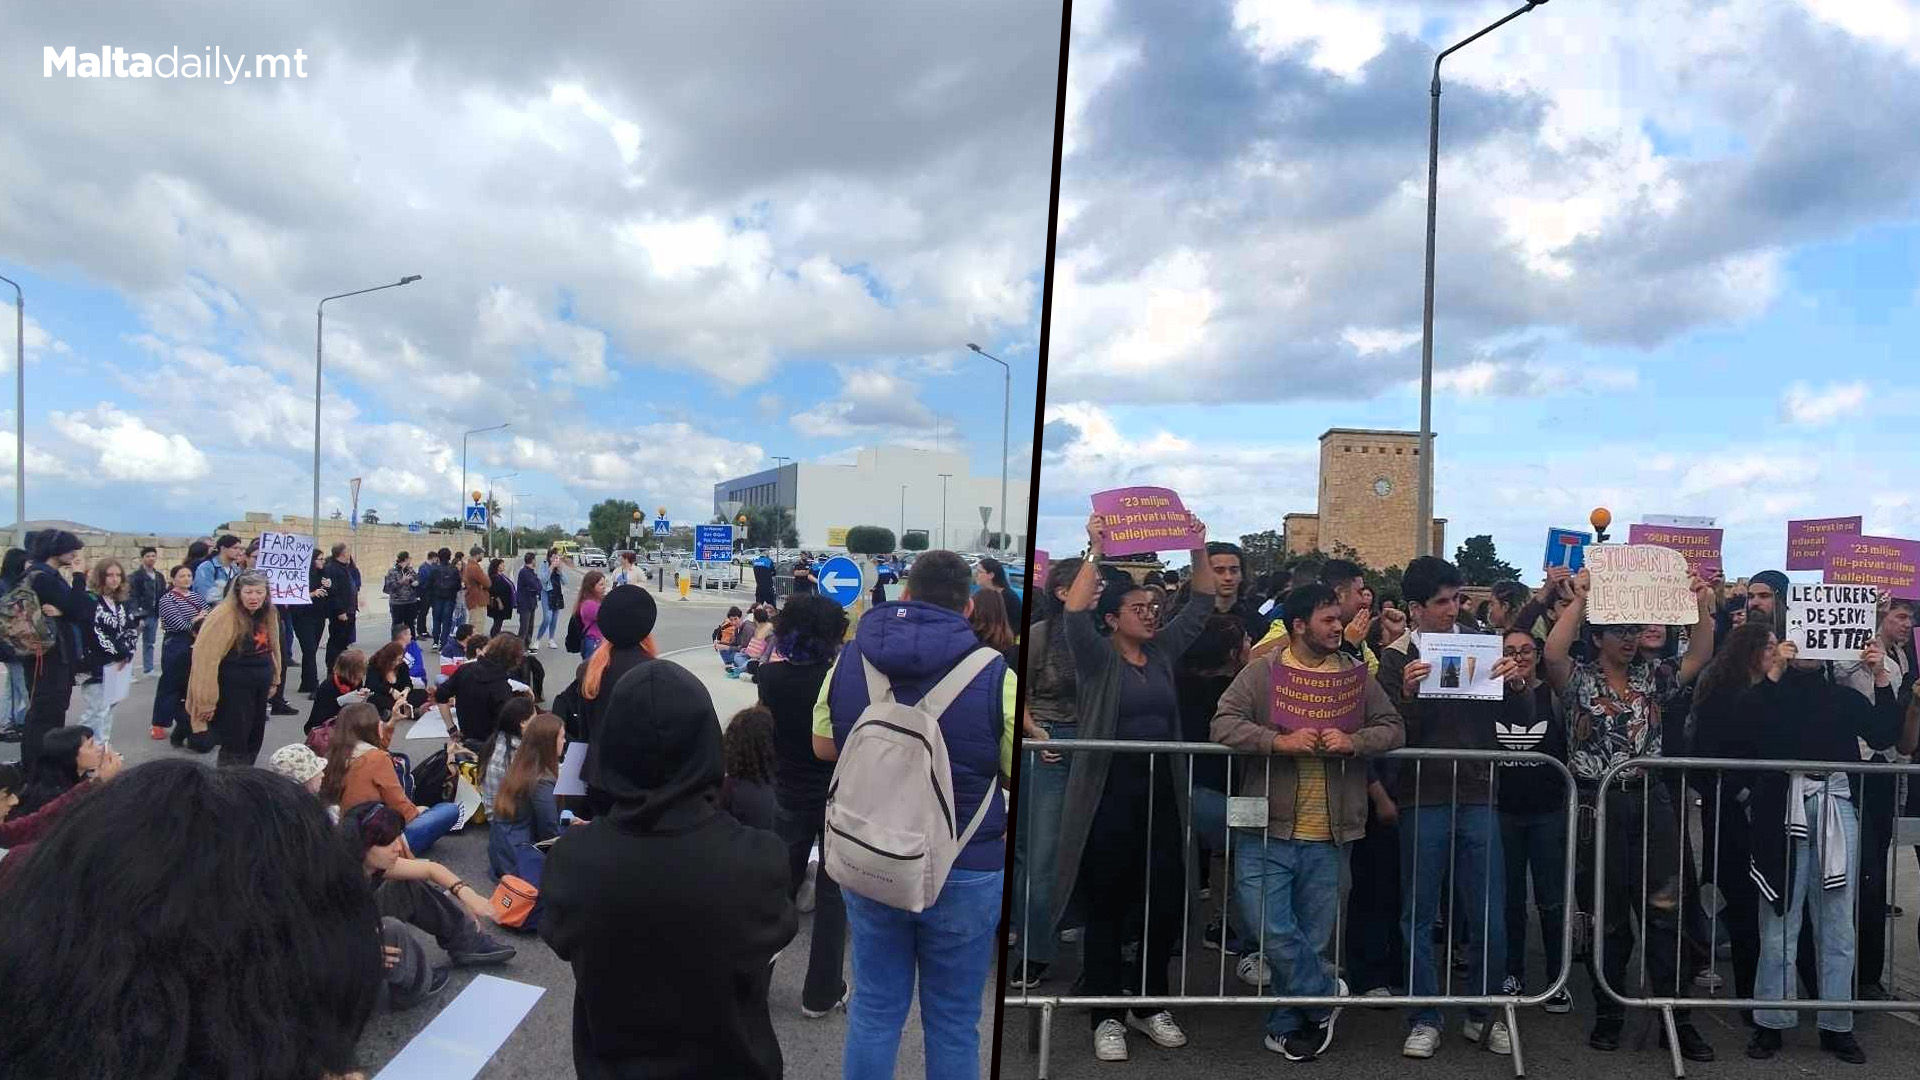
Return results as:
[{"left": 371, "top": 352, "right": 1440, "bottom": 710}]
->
[
  {"left": 1090, "top": 486, "right": 1197, "bottom": 557},
  {"left": 1785, "top": 583, "right": 1877, "bottom": 661},
  {"left": 1626, "top": 524, "right": 1722, "bottom": 580},
  {"left": 1268, "top": 661, "right": 1366, "bottom": 733},
  {"left": 1585, "top": 544, "right": 1696, "bottom": 625}
]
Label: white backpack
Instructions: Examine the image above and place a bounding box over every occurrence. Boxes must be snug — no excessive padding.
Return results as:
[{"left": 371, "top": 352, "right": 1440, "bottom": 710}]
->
[{"left": 823, "top": 647, "right": 1000, "bottom": 912}]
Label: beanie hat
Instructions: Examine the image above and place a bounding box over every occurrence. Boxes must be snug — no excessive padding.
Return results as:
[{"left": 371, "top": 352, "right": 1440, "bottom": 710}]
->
[
  {"left": 1749, "top": 570, "right": 1790, "bottom": 597},
  {"left": 598, "top": 584, "right": 658, "bottom": 648},
  {"left": 27, "top": 530, "right": 82, "bottom": 562},
  {"left": 267, "top": 744, "right": 325, "bottom": 785}
]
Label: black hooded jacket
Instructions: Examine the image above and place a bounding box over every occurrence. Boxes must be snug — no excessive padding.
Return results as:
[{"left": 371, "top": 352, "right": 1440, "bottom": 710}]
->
[{"left": 539, "top": 662, "right": 796, "bottom": 1080}]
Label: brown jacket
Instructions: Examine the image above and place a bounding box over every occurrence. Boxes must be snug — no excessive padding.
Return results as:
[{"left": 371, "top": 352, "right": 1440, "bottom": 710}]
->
[
  {"left": 336, "top": 746, "right": 420, "bottom": 822},
  {"left": 186, "top": 601, "right": 283, "bottom": 726},
  {"left": 1210, "top": 647, "right": 1404, "bottom": 844},
  {"left": 462, "top": 560, "right": 491, "bottom": 610}
]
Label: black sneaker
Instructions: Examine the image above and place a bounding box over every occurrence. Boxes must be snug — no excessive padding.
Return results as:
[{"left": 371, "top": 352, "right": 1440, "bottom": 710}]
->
[
  {"left": 1265, "top": 1029, "right": 1320, "bottom": 1061},
  {"left": 449, "top": 937, "right": 517, "bottom": 966},
  {"left": 0, "top": 724, "right": 21, "bottom": 743},
  {"left": 269, "top": 699, "right": 299, "bottom": 717},
  {"left": 169, "top": 726, "right": 185, "bottom": 748},
  {"left": 1746, "top": 1027, "right": 1782, "bottom": 1060},
  {"left": 1008, "top": 961, "right": 1050, "bottom": 989},
  {"left": 1589, "top": 1019, "right": 1623, "bottom": 1052},
  {"left": 1202, "top": 914, "right": 1231, "bottom": 953},
  {"left": 1663, "top": 1023, "right": 1715, "bottom": 1063},
  {"left": 1820, "top": 1030, "right": 1866, "bottom": 1064}
]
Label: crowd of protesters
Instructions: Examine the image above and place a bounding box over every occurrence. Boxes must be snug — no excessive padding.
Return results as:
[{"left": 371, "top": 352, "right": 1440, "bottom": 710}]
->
[
  {"left": 1016, "top": 514, "right": 1920, "bottom": 1068},
  {"left": 0, "top": 524, "right": 1019, "bottom": 1080}
]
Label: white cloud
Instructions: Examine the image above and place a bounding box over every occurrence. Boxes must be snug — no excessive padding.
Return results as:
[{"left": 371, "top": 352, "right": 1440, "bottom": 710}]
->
[
  {"left": 47, "top": 406, "right": 209, "bottom": 482},
  {"left": 1781, "top": 381, "right": 1868, "bottom": 427},
  {"left": 790, "top": 362, "right": 939, "bottom": 440}
]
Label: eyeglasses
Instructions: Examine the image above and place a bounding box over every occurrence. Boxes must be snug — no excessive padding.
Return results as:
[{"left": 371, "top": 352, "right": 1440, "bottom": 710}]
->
[
  {"left": 1601, "top": 624, "right": 1645, "bottom": 638},
  {"left": 1502, "top": 646, "right": 1537, "bottom": 657},
  {"left": 1122, "top": 603, "right": 1159, "bottom": 616}
]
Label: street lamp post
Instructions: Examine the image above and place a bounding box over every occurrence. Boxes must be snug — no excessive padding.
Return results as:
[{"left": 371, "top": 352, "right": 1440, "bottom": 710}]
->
[
  {"left": 0, "top": 274, "right": 22, "bottom": 532},
  {"left": 899, "top": 484, "right": 906, "bottom": 539},
  {"left": 967, "top": 344, "right": 1012, "bottom": 554},
  {"left": 486, "top": 473, "right": 518, "bottom": 556},
  {"left": 461, "top": 422, "right": 510, "bottom": 545},
  {"left": 937, "top": 473, "right": 952, "bottom": 551},
  {"left": 1415, "top": 1, "right": 1547, "bottom": 557},
  {"left": 315, "top": 276, "right": 420, "bottom": 536}
]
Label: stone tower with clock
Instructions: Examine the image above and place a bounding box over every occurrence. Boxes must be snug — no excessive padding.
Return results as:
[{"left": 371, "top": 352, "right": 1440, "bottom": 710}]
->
[{"left": 1282, "top": 428, "right": 1446, "bottom": 570}]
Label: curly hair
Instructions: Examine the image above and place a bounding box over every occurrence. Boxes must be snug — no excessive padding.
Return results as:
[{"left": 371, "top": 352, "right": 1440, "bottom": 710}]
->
[
  {"left": 723, "top": 706, "right": 779, "bottom": 785},
  {"left": 773, "top": 593, "right": 849, "bottom": 665},
  {"left": 0, "top": 760, "right": 380, "bottom": 1079}
]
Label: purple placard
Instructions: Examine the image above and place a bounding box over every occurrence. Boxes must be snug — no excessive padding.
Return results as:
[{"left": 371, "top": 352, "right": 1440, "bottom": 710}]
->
[
  {"left": 1627, "top": 524, "right": 1723, "bottom": 580},
  {"left": 1031, "top": 549, "right": 1049, "bottom": 597},
  {"left": 1824, "top": 535, "right": 1920, "bottom": 601},
  {"left": 1270, "top": 661, "right": 1367, "bottom": 734},
  {"left": 1787, "top": 516, "right": 1862, "bottom": 571},
  {"left": 1091, "top": 487, "right": 1197, "bottom": 557}
]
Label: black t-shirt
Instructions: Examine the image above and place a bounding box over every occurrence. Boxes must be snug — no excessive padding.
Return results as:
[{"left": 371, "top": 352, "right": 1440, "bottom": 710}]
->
[
  {"left": 1176, "top": 670, "right": 1236, "bottom": 792},
  {"left": 757, "top": 659, "right": 834, "bottom": 811},
  {"left": 791, "top": 566, "right": 816, "bottom": 595}
]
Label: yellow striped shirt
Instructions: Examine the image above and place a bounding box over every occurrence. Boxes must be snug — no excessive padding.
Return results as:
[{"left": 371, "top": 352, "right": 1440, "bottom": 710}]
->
[{"left": 1278, "top": 646, "right": 1336, "bottom": 842}]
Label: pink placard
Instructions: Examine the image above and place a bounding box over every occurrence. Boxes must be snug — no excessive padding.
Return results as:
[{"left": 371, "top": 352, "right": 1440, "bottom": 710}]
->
[
  {"left": 1627, "top": 524, "right": 1722, "bottom": 580},
  {"left": 1824, "top": 535, "right": 1920, "bottom": 600},
  {"left": 1091, "top": 487, "right": 1197, "bottom": 557},
  {"left": 1787, "top": 517, "right": 1862, "bottom": 571},
  {"left": 1269, "top": 661, "right": 1367, "bottom": 734},
  {"left": 1031, "top": 549, "right": 1049, "bottom": 595}
]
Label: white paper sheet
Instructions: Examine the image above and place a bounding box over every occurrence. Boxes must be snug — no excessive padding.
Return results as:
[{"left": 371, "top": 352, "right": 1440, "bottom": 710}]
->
[
  {"left": 405, "top": 710, "right": 451, "bottom": 742},
  {"left": 102, "top": 662, "right": 133, "bottom": 707},
  {"left": 1414, "top": 632, "right": 1505, "bottom": 701},
  {"left": 553, "top": 740, "right": 588, "bottom": 796},
  {"left": 371, "top": 974, "right": 544, "bottom": 1080},
  {"left": 507, "top": 679, "right": 530, "bottom": 694}
]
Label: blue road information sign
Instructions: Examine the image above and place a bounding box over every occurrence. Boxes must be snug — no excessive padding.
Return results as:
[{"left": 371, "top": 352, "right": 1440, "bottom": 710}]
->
[
  {"left": 694, "top": 524, "right": 734, "bottom": 563},
  {"left": 1544, "top": 527, "right": 1592, "bottom": 572},
  {"left": 465, "top": 505, "right": 489, "bottom": 528},
  {"left": 817, "top": 555, "right": 863, "bottom": 608},
  {"left": 653, "top": 518, "right": 670, "bottom": 537},
  {"left": 408, "top": 522, "right": 423, "bottom": 533}
]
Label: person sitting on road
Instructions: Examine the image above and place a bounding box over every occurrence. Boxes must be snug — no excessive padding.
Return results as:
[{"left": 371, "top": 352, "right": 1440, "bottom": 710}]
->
[
  {"left": 0, "top": 752, "right": 123, "bottom": 886},
  {"left": 481, "top": 697, "right": 539, "bottom": 811},
  {"left": 0, "top": 759, "right": 384, "bottom": 1080},
  {"left": 721, "top": 706, "right": 778, "bottom": 833},
  {"left": 489, "top": 711, "right": 567, "bottom": 881},
  {"left": 307, "top": 648, "right": 371, "bottom": 735},
  {"left": 321, "top": 704, "right": 460, "bottom": 855},
  {"left": 714, "top": 606, "right": 751, "bottom": 678},
  {"left": 435, "top": 633, "right": 525, "bottom": 745},
  {"left": 14, "top": 724, "right": 114, "bottom": 817}
]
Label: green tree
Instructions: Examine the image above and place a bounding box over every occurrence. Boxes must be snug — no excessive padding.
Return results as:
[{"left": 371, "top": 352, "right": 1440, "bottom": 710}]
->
[
  {"left": 845, "top": 526, "right": 896, "bottom": 555},
  {"left": 1454, "top": 534, "right": 1519, "bottom": 586},
  {"left": 361, "top": 509, "right": 380, "bottom": 525},
  {"left": 431, "top": 517, "right": 462, "bottom": 532},
  {"left": 586, "top": 499, "right": 642, "bottom": 553},
  {"left": 744, "top": 505, "right": 798, "bottom": 549},
  {"left": 1239, "top": 529, "right": 1286, "bottom": 576},
  {"left": 901, "top": 530, "right": 930, "bottom": 552}
]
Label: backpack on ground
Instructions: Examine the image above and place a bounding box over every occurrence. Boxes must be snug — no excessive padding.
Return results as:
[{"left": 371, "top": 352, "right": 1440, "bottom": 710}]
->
[
  {"left": 822, "top": 647, "right": 1000, "bottom": 913},
  {"left": 0, "top": 571, "right": 55, "bottom": 659}
]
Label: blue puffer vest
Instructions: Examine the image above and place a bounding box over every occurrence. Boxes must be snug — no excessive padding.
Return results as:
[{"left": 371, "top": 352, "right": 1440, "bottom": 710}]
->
[{"left": 828, "top": 601, "right": 1007, "bottom": 872}]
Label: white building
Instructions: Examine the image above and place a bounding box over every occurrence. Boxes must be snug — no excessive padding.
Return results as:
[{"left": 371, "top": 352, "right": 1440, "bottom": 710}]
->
[{"left": 714, "top": 447, "right": 1029, "bottom": 555}]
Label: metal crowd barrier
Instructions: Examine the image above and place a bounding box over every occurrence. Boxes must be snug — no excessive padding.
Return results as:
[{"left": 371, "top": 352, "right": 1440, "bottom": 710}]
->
[
  {"left": 1592, "top": 755, "right": 1920, "bottom": 1078},
  {"left": 1007, "top": 740, "right": 1579, "bottom": 1078}
]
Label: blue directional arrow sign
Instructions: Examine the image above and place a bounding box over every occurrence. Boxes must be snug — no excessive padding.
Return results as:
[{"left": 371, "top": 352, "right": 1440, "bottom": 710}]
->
[
  {"left": 817, "top": 555, "right": 863, "bottom": 608},
  {"left": 464, "top": 505, "right": 488, "bottom": 528},
  {"left": 694, "top": 524, "right": 734, "bottom": 563}
]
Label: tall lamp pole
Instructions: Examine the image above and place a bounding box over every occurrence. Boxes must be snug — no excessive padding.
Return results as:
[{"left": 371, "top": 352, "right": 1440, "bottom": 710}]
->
[
  {"left": 1415, "top": 1, "right": 1547, "bottom": 557},
  {"left": 937, "top": 473, "right": 952, "bottom": 552},
  {"left": 461, "top": 422, "right": 510, "bottom": 542},
  {"left": 486, "top": 473, "right": 518, "bottom": 556},
  {"left": 0, "top": 274, "right": 21, "bottom": 531},
  {"left": 315, "top": 276, "right": 420, "bottom": 535},
  {"left": 967, "top": 344, "right": 1012, "bottom": 554}
]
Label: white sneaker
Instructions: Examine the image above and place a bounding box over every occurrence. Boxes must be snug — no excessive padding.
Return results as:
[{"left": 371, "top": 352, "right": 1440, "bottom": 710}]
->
[
  {"left": 1318, "top": 979, "right": 1349, "bottom": 1055},
  {"left": 1094, "top": 1019, "right": 1129, "bottom": 1061},
  {"left": 1462, "top": 1019, "right": 1511, "bottom": 1055},
  {"left": 1125, "top": 1011, "right": 1188, "bottom": 1048},
  {"left": 1236, "top": 952, "right": 1273, "bottom": 988},
  {"left": 548, "top": 639, "right": 560, "bottom": 651},
  {"left": 529, "top": 641, "right": 540, "bottom": 651},
  {"left": 1403, "top": 1024, "right": 1441, "bottom": 1059},
  {"left": 799, "top": 984, "right": 851, "bottom": 1018}
]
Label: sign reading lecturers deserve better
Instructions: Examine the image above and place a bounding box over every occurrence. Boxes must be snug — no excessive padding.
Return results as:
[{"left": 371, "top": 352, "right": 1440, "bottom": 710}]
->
[
  {"left": 1090, "top": 486, "right": 1196, "bottom": 558},
  {"left": 1787, "top": 517, "right": 1862, "bottom": 571},
  {"left": 1585, "top": 544, "right": 1695, "bottom": 625},
  {"left": 256, "top": 531, "right": 314, "bottom": 607},
  {"left": 1785, "top": 583, "right": 1877, "bottom": 662},
  {"left": 1269, "top": 661, "right": 1367, "bottom": 733}
]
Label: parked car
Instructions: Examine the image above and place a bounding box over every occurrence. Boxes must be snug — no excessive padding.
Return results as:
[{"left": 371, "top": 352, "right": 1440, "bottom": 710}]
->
[{"left": 576, "top": 547, "right": 608, "bottom": 568}]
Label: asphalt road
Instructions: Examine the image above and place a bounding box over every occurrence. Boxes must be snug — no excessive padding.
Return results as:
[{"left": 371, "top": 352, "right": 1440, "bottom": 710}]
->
[{"left": 34, "top": 573, "right": 996, "bottom": 1080}]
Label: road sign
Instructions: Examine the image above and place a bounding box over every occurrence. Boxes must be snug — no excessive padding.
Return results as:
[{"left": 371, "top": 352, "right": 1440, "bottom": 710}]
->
[
  {"left": 628, "top": 522, "right": 641, "bottom": 539},
  {"left": 464, "top": 505, "right": 488, "bottom": 528},
  {"left": 826, "top": 526, "right": 849, "bottom": 547},
  {"left": 695, "top": 524, "right": 734, "bottom": 563},
  {"left": 408, "top": 522, "right": 423, "bottom": 534},
  {"left": 818, "top": 555, "right": 862, "bottom": 608},
  {"left": 653, "top": 518, "right": 670, "bottom": 537}
]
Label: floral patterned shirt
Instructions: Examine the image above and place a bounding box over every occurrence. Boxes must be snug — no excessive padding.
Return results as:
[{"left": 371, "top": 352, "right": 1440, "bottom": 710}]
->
[{"left": 1565, "top": 657, "right": 1678, "bottom": 782}]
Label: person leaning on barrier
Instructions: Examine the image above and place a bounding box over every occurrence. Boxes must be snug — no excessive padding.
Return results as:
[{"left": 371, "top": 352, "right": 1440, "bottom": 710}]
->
[
  {"left": 1543, "top": 566, "right": 1716, "bottom": 1062},
  {"left": 1051, "top": 511, "right": 1216, "bottom": 1064},
  {"left": 1741, "top": 636, "right": 1912, "bottom": 1065},
  {"left": 1009, "top": 556, "right": 1084, "bottom": 992},
  {"left": 1210, "top": 582, "right": 1404, "bottom": 1061}
]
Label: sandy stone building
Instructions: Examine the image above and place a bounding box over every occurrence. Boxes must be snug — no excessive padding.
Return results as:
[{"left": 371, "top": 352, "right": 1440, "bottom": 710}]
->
[{"left": 1282, "top": 428, "right": 1446, "bottom": 571}]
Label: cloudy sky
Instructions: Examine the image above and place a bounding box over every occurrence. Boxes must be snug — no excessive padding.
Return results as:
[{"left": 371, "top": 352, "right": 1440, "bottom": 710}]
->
[
  {"left": 1040, "top": 0, "right": 1920, "bottom": 578},
  {"left": 0, "top": 2, "right": 1057, "bottom": 535}
]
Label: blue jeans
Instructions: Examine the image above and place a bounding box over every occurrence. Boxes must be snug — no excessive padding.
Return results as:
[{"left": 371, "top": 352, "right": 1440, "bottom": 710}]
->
[
  {"left": 1011, "top": 730, "right": 1073, "bottom": 966},
  {"left": 581, "top": 636, "right": 601, "bottom": 662},
  {"left": 1500, "top": 807, "right": 1567, "bottom": 987},
  {"left": 403, "top": 801, "right": 460, "bottom": 857},
  {"left": 3, "top": 659, "right": 27, "bottom": 727},
  {"left": 1233, "top": 831, "right": 1344, "bottom": 1037},
  {"left": 842, "top": 867, "right": 1003, "bottom": 1080},
  {"left": 140, "top": 616, "right": 158, "bottom": 673},
  {"left": 719, "top": 648, "right": 749, "bottom": 673},
  {"left": 1757, "top": 785, "right": 1859, "bottom": 1033},
  {"left": 1401, "top": 803, "right": 1505, "bottom": 1027},
  {"left": 537, "top": 604, "right": 560, "bottom": 640},
  {"left": 432, "top": 598, "right": 457, "bottom": 651},
  {"left": 1191, "top": 784, "right": 1252, "bottom": 951}
]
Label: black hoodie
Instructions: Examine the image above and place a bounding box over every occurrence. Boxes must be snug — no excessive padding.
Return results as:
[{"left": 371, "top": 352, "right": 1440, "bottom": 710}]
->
[{"left": 539, "top": 662, "right": 796, "bottom": 1080}]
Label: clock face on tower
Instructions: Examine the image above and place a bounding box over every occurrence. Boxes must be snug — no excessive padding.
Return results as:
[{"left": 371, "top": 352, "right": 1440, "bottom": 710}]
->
[{"left": 1373, "top": 476, "right": 1393, "bottom": 498}]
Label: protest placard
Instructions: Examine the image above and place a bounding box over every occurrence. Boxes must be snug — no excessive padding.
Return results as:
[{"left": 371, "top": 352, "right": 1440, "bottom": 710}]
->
[
  {"left": 1414, "top": 633, "right": 1505, "bottom": 700},
  {"left": 1823, "top": 535, "right": 1920, "bottom": 600},
  {"left": 1090, "top": 486, "right": 1197, "bottom": 558},
  {"left": 255, "top": 531, "right": 314, "bottom": 607},
  {"left": 1268, "top": 661, "right": 1367, "bottom": 733},
  {"left": 1544, "top": 527, "right": 1591, "bottom": 572},
  {"left": 1785, "top": 583, "right": 1877, "bottom": 662},
  {"left": 1032, "top": 549, "right": 1049, "bottom": 593},
  {"left": 1585, "top": 544, "right": 1696, "bottom": 625},
  {"left": 1626, "top": 524, "right": 1722, "bottom": 579},
  {"left": 1787, "top": 517, "right": 1862, "bottom": 571}
]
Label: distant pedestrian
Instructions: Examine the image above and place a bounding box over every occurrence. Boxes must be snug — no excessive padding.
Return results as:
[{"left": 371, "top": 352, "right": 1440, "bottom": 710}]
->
[
  {"left": 187, "top": 570, "right": 283, "bottom": 768},
  {"left": 322, "top": 543, "right": 358, "bottom": 672},
  {"left": 76, "top": 558, "right": 136, "bottom": 751},
  {"left": 516, "top": 552, "right": 541, "bottom": 647},
  {"left": 19, "top": 529, "right": 87, "bottom": 771},
  {"left": 431, "top": 547, "right": 462, "bottom": 652},
  {"left": 191, "top": 534, "right": 242, "bottom": 607},
  {"left": 462, "top": 546, "right": 491, "bottom": 633},
  {"left": 152, "top": 563, "right": 208, "bottom": 746},
  {"left": 538, "top": 551, "right": 566, "bottom": 651},
  {"left": 383, "top": 551, "right": 420, "bottom": 637},
  {"left": 129, "top": 546, "right": 165, "bottom": 677}
]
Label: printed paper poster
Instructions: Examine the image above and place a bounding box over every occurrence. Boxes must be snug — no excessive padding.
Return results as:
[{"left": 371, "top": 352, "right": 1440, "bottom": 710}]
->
[{"left": 1414, "top": 633, "right": 1504, "bottom": 701}]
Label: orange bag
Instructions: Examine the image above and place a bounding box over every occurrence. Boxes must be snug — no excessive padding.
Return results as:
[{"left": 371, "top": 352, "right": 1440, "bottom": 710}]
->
[{"left": 488, "top": 875, "right": 538, "bottom": 929}]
